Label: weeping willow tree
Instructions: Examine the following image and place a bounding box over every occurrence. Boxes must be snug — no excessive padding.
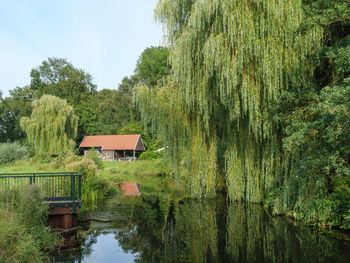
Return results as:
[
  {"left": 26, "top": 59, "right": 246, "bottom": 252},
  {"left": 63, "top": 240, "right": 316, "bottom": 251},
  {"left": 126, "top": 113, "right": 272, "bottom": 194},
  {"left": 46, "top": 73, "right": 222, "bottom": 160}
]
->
[
  {"left": 136, "top": 0, "right": 323, "bottom": 200},
  {"left": 20, "top": 95, "right": 78, "bottom": 156}
]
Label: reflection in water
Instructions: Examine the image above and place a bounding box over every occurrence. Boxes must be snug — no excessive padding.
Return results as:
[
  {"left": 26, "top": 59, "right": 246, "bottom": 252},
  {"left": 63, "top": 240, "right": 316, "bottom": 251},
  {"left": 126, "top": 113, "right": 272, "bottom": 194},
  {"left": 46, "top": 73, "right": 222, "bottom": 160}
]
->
[
  {"left": 54, "top": 195, "right": 350, "bottom": 262},
  {"left": 226, "top": 203, "right": 350, "bottom": 263}
]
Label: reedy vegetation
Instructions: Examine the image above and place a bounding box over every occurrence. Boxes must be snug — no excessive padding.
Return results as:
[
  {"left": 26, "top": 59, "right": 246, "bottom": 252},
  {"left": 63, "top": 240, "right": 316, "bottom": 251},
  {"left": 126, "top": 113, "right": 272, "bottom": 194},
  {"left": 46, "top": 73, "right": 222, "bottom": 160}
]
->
[{"left": 0, "top": 185, "right": 60, "bottom": 263}]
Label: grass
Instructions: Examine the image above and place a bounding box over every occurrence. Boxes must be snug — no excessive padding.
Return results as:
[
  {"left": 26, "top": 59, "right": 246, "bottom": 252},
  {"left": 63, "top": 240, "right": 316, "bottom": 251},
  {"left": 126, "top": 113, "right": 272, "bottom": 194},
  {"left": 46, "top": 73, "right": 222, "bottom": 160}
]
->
[{"left": 0, "top": 159, "right": 58, "bottom": 173}]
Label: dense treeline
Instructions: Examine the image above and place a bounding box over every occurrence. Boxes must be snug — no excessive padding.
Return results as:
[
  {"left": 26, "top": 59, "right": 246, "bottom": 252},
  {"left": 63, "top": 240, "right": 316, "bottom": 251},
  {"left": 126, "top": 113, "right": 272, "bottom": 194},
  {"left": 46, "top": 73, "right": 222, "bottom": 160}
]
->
[
  {"left": 135, "top": 0, "right": 350, "bottom": 228},
  {"left": 0, "top": 46, "right": 169, "bottom": 148}
]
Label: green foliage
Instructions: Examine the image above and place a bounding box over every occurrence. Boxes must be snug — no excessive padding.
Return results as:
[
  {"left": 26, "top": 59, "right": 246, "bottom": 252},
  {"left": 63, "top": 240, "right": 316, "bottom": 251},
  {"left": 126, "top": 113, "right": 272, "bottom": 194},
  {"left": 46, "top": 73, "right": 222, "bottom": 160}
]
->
[
  {"left": 137, "top": 0, "right": 322, "bottom": 199},
  {"left": 0, "top": 185, "right": 60, "bottom": 263},
  {"left": 20, "top": 95, "right": 78, "bottom": 157},
  {"left": 139, "top": 150, "right": 163, "bottom": 160},
  {"left": 92, "top": 88, "right": 133, "bottom": 135},
  {"left": 30, "top": 57, "right": 96, "bottom": 105},
  {"left": 0, "top": 142, "right": 27, "bottom": 164},
  {"left": 29, "top": 57, "right": 98, "bottom": 139},
  {"left": 65, "top": 155, "right": 98, "bottom": 178},
  {"left": 278, "top": 85, "right": 350, "bottom": 227},
  {"left": 135, "top": 0, "right": 350, "bottom": 227},
  {"left": 0, "top": 86, "right": 36, "bottom": 142},
  {"left": 85, "top": 148, "right": 103, "bottom": 169},
  {"left": 118, "top": 122, "right": 143, "bottom": 135},
  {"left": 345, "top": 210, "right": 350, "bottom": 229},
  {"left": 61, "top": 154, "right": 113, "bottom": 206},
  {"left": 118, "top": 122, "right": 161, "bottom": 151},
  {"left": 134, "top": 46, "right": 171, "bottom": 87},
  {"left": 268, "top": 1, "right": 350, "bottom": 227}
]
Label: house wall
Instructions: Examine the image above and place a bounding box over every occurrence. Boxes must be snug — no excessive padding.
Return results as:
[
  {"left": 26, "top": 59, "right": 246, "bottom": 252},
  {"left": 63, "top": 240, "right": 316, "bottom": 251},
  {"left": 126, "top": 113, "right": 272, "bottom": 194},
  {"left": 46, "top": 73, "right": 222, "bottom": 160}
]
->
[
  {"left": 102, "top": 150, "right": 114, "bottom": 160},
  {"left": 135, "top": 136, "right": 145, "bottom": 151}
]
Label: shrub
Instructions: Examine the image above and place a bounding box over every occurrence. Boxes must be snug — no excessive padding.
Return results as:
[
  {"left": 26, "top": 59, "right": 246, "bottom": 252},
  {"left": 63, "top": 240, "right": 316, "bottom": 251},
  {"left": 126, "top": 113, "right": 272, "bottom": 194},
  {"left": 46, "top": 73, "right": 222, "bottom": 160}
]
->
[
  {"left": 0, "top": 142, "right": 27, "bottom": 164},
  {"left": 139, "top": 150, "right": 163, "bottom": 160},
  {"left": 64, "top": 155, "right": 113, "bottom": 206},
  {"left": 85, "top": 148, "right": 103, "bottom": 169},
  {"left": 66, "top": 156, "right": 98, "bottom": 178}
]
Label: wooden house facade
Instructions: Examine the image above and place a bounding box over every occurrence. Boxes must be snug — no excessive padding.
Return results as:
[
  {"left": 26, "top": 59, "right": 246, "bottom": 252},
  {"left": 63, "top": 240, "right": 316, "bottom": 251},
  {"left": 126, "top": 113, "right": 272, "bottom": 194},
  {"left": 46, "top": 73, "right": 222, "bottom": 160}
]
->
[{"left": 79, "top": 135, "right": 145, "bottom": 161}]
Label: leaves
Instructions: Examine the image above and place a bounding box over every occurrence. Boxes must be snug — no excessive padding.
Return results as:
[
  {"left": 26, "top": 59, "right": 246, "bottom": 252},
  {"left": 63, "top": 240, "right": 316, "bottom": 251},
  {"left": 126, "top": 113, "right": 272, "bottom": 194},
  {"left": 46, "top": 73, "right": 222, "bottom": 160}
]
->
[{"left": 20, "top": 95, "right": 78, "bottom": 156}]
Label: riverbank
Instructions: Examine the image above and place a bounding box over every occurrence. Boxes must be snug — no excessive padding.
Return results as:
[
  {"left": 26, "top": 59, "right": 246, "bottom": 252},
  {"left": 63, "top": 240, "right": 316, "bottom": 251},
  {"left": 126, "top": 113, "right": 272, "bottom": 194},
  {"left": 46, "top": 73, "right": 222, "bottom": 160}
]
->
[
  {"left": 0, "top": 157, "right": 188, "bottom": 200},
  {"left": 0, "top": 156, "right": 188, "bottom": 262},
  {"left": 0, "top": 185, "right": 60, "bottom": 262}
]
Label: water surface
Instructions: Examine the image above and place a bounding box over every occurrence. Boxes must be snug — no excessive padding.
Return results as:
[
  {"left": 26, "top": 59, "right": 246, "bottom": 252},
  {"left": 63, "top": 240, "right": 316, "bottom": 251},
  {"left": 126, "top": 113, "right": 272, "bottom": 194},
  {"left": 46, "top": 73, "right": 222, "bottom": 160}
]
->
[{"left": 54, "top": 195, "right": 350, "bottom": 263}]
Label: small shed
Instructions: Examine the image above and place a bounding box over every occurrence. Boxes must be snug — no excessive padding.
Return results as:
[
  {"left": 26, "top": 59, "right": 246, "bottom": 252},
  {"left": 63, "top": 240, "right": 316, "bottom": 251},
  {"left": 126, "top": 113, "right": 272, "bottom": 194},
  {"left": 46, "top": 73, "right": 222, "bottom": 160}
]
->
[{"left": 79, "top": 135, "right": 145, "bottom": 161}]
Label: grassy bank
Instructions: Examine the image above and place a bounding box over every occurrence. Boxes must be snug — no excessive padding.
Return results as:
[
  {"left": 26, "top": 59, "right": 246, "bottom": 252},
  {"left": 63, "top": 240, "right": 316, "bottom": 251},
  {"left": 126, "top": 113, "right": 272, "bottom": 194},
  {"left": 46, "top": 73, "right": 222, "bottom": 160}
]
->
[
  {"left": 0, "top": 186, "right": 60, "bottom": 263},
  {"left": 0, "top": 156, "right": 188, "bottom": 204}
]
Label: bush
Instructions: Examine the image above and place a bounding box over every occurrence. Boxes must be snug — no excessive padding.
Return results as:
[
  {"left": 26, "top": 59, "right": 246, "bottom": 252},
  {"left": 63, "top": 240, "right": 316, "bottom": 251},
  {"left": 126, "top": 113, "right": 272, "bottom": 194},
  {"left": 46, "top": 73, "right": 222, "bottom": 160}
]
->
[
  {"left": 85, "top": 148, "right": 103, "bottom": 169},
  {"left": 66, "top": 156, "right": 98, "bottom": 178},
  {"left": 0, "top": 142, "right": 27, "bottom": 164},
  {"left": 64, "top": 155, "right": 113, "bottom": 206},
  {"left": 139, "top": 150, "right": 163, "bottom": 160}
]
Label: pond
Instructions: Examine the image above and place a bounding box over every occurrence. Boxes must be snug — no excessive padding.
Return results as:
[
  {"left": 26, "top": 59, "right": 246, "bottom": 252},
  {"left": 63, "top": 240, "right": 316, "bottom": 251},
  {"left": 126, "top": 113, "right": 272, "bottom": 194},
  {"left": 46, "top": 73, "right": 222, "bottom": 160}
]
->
[{"left": 53, "top": 194, "right": 350, "bottom": 263}]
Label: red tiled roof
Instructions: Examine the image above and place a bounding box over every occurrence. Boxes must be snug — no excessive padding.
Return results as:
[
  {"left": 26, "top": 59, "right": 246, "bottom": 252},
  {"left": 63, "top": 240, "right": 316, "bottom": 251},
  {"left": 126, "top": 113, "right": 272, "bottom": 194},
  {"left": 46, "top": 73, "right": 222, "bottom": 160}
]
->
[{"left": 79, "top": 135, "right": 143, "bottom": 150}]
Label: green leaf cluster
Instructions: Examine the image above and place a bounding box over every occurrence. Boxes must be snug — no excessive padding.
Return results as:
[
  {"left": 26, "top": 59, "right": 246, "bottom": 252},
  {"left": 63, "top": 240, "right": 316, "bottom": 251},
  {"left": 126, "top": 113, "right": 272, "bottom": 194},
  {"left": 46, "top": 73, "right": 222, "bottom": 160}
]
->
[
  {"left": 135, "top": 0, "right": 350, "bottom": 227},
  {"left": 20, "top": 95, "right": 78, "bottom": 157}
]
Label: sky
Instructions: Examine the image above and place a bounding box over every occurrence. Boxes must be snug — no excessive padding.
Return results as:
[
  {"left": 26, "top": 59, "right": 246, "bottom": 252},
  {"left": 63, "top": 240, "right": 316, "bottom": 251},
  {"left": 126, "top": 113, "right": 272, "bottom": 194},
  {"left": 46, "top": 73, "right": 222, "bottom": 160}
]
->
[{"left": 0, "top": 0, "right": 164, "bottom": 97}]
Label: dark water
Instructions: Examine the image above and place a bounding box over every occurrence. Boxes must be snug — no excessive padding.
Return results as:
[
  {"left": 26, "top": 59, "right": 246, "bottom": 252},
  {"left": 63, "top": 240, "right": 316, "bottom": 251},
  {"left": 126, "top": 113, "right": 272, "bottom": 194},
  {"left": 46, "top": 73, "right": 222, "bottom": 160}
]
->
[{"left": 54, "top": 195, "right": 350, "bottom": 263}]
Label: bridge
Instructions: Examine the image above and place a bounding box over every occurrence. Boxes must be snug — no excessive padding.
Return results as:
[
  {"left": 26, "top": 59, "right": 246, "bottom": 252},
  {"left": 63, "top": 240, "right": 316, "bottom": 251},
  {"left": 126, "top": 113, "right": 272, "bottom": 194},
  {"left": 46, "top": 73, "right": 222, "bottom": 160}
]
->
[{"left": 0, "top": 172, "right": 82, "bottom": 231}]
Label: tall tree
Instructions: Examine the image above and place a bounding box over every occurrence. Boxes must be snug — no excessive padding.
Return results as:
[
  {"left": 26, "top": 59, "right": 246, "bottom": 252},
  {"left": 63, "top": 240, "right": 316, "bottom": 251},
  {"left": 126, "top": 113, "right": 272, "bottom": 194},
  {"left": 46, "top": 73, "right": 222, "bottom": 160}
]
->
[
  {"left": 137, "top": 0, "right": 322, "bottom": 198},
  {"left": 0, "top": 86, "right": 36, "bottom": 142},
  {"left": 30, "top": 57, "right": 96, "bottom": 105},
  {"left": 20, "top": 95, "right": 78, "bottom": 156},
  {"left": 29, "top": 57, "right": 97, "bottom": 139},
  {"left": 134, "top": 46, "right": 170, "bottom": 87},
  {"left": 136, "top": 0, "right": 350, "bottom": 227}
]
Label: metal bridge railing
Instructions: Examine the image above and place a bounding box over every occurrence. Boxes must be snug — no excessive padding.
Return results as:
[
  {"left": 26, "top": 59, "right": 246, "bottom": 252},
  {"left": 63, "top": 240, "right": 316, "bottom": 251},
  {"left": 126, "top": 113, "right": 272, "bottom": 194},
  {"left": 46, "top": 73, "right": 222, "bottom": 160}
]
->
[{"left": 0, "top": 172, "right": 82, "bottom": 213}]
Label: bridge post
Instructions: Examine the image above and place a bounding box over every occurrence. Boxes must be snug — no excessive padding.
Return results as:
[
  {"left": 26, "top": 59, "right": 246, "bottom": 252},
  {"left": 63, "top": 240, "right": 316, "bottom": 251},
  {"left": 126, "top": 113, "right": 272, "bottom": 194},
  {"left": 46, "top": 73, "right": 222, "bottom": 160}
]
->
[{"left": 71, "top": 173, "right": 76, "bottom": 214}]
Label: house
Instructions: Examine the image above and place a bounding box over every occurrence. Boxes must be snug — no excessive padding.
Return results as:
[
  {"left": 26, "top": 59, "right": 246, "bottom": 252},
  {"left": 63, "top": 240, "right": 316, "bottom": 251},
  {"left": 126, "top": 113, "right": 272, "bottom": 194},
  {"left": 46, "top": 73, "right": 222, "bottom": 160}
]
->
[{"left": 79, "top": 135, "right": 145, "bottom": 161}]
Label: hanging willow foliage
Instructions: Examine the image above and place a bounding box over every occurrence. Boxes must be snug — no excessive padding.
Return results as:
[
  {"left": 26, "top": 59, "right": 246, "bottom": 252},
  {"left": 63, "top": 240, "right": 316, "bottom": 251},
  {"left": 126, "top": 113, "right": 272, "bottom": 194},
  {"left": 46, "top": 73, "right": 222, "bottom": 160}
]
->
[
  {"left": 20, "top": 95, "right": 78, "bottom": 156},
  {"left": 136, "top": 0, "right": 323, "bottom": 200}
]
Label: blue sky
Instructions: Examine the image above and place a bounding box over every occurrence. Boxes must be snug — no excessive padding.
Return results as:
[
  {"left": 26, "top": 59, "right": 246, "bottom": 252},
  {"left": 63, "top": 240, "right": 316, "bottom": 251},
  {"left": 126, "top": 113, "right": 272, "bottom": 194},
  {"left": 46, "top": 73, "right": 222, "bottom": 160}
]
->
[{"left": 0, "top": 0, "right": 163, "bottom": 97}]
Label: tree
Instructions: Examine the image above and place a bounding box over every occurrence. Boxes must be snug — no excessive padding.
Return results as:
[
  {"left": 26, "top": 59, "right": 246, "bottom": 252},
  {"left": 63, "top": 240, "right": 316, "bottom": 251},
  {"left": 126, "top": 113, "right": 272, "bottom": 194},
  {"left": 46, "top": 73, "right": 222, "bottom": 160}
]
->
[
  {"left": 135, "top": 0, "right": 350, "bottom": 227},
  {"left": 134, "top": 46, "right": 170, "bottom": 87},
  {"left": 20, "top": 95, "right": 78, "bottom": 156},
  {"left": 137, "top": 0, "right": 322, "bottom": 198},
  {"left": 0, "top": 86, "right": 36, "bottom": 142},
  {"left": 118, "top": 122, "right": 160, "bottom": 151},
  {"left": 29, "top": 57, "right": 97, "bottom": 140},
  {"left": 30, "top": 57, "right": 96, "bottom": 105},
  {"left": 93, "top": 87, "right": 134, "bottom": 135},
  {"left": 276, "top": 0, "right": 350, "bottom": 225}
]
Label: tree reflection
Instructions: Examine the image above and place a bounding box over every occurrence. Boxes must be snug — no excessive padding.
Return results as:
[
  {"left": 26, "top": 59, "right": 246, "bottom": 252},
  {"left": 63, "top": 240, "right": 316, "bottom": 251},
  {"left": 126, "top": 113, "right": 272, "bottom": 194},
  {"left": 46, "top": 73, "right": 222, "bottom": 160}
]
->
[
  {"left": 226, "top": 203, "right": 350, "bottom": 263},
  {"left": 77, "top": 195, "right": 350, "bottom": 263}
]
